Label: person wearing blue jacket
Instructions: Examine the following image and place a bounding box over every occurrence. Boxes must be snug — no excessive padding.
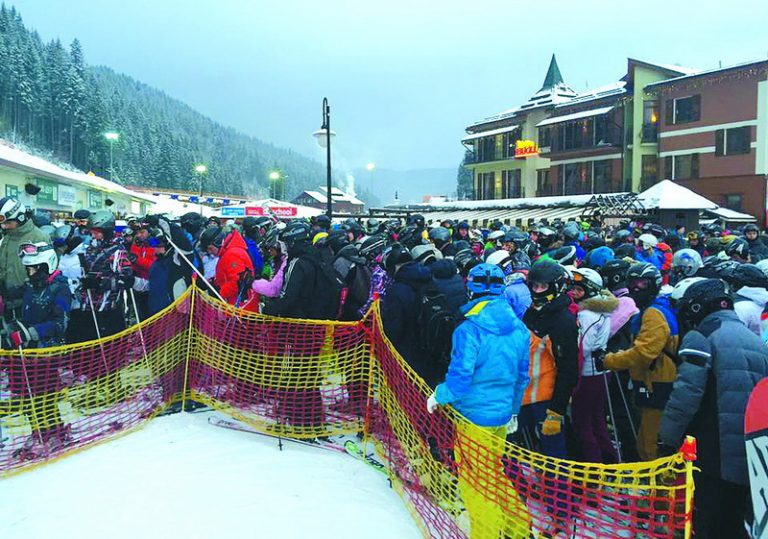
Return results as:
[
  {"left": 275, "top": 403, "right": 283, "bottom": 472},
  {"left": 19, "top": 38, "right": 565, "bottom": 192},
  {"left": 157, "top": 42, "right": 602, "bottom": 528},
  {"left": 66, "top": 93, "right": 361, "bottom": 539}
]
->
[{"left": 427, "top": 263, "right": 530, "bottom": 538}]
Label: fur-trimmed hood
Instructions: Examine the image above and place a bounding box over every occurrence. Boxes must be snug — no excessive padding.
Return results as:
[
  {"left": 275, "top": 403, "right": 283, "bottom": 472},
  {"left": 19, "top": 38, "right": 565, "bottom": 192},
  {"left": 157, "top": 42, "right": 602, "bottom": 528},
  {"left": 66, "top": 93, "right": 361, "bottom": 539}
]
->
[{"left": 579, "top": 290, "right": 619, "bottom": 313}]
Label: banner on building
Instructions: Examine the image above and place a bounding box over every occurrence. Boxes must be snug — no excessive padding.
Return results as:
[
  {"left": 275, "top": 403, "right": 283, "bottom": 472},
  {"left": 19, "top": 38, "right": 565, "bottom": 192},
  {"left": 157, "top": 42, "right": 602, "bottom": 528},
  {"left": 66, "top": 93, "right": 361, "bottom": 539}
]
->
[
  {"left": 88, "top": 190, "right": 103, "bottom": 209},
  {"left": 221, "top": 206, "right": 298, "bottom": 218},
  {"left": 36, "top": 179, "right": 58, "bottom": 204},
  {"left": 57, "top": 185, "right": 77, "bottom": 206}
]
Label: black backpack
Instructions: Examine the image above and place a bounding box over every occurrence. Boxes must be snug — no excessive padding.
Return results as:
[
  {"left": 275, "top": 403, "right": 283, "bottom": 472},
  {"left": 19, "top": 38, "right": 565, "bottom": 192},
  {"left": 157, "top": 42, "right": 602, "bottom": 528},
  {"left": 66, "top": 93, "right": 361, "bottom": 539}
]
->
[
  {"left": 306, "top": 251, "right": 348, "bottom": 320},
  {"left": 341, "top": 263, "right": 372, "bottom": 321},
  {"left": 416, "top": 283, "right": 462, "bottom": 370}
]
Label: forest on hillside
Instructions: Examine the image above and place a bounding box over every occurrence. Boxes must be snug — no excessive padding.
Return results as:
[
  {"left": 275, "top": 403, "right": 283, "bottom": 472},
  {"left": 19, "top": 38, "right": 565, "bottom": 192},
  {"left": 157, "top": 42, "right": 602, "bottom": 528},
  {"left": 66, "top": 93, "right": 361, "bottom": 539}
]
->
[{"left": 0, "top": 4, "right": 338, "bottom": 198}]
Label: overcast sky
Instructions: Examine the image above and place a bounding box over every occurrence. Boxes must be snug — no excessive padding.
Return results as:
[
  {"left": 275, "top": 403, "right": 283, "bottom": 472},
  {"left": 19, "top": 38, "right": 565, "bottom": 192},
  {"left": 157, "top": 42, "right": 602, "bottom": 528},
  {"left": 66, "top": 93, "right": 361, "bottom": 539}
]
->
[{"left": 9, "top": 0, "right": 768, "bottom": 172}]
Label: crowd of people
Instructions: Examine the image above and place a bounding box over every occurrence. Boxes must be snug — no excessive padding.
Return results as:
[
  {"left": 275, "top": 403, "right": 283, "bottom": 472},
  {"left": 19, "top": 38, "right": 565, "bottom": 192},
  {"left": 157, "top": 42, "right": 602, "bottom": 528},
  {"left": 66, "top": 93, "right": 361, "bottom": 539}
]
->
[{"left": 1, "top": 193, "right": 767, "bottom": 536}]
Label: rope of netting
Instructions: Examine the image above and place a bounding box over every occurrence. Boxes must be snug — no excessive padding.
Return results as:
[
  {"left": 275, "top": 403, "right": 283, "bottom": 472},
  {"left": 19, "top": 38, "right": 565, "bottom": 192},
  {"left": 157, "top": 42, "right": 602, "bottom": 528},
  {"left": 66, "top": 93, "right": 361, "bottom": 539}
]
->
[{"left": 0, "top": 284, "right": 694, "bottom": 537}]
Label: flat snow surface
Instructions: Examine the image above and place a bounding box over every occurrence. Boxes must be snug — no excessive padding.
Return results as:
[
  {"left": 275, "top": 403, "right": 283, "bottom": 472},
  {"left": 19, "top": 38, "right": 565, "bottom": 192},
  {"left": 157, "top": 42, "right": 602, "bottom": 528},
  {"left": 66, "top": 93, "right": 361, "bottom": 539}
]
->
[{"left": 0, "top": 412, "right": 420, "bottom": 539}]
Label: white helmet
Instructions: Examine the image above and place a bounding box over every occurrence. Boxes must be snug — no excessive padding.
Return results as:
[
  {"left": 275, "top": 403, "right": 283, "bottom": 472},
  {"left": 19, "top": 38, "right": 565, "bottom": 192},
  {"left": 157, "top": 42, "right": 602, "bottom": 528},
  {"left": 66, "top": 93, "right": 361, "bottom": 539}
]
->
[
  {"left": 672, "top": 248, "right": 703, "bottom": 278},
  {"left": 485, "top": 249, "right": 511, "bottom": 266},
  {"left": 488, "top": 230, "right": 505, "bottom": 242},
  {"left": 19, "top": 242, "right": 58, "bottom": 273},
  {"left": 572, "top": 267, "right": 603, "bottom": 297},
  {"left": 670, "top": 277, "right": 706, "bottom": 302},
  {"left": 0, "top": 197, "right": 28, "bottom": 225},
  {"left": 638, "top": 233, "right": 658, "bottom": 250}
]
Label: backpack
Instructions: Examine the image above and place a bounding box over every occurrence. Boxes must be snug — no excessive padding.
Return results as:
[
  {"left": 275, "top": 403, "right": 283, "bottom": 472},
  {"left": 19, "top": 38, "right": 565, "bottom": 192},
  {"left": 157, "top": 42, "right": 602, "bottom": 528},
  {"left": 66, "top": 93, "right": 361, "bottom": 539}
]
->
[
  {"left": 416, "top": 284, "right": 462, "bottom": 371},
  {"left": 341, "top": 263, "right": 372, "bottom": 321},
  {"left": 306, "top": 251, "right": 348, "bottom": 320}
]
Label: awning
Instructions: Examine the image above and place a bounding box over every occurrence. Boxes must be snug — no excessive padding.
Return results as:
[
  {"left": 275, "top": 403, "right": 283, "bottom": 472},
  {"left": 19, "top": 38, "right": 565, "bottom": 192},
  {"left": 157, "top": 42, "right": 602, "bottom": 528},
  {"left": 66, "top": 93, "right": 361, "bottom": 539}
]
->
[
  {"left": 420, "top": 206, "right": 585, "bottom": 227},
  {"left": 703, "top": 207, "right": 756, "bottom": 223},
  {"left": 461, "top": 125, "right": 519, "bottom": 143},
  {"left": 536, "top": 106, "right": 613, "bottom": 127}
]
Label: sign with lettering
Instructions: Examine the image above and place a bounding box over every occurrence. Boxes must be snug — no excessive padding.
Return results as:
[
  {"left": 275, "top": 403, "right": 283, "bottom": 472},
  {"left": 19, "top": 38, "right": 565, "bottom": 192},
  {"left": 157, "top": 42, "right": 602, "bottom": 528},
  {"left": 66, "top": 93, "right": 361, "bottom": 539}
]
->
[
  {"left": 514, "top": 140, "right": 539, "bottom": 158},
  {"left": 222, "top": 206, "right": 298, "bottom": 218},
  {"left": 37, "top": 179, "right": 58, "bottom": 204},
  {"left": 88, "top": 190, "right": 103, "bottom": 209},
  {"left": 5, "top": 185, "right": 19, "bottom": 198},
  {"left": 58, "top": 185, "right": 77, "bottom": 206}
]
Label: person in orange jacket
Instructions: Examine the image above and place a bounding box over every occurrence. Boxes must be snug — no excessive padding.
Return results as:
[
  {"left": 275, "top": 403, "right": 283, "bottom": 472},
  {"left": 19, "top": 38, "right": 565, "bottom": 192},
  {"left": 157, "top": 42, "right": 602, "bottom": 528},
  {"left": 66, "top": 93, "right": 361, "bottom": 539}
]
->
[
  {"left": 129, "top": 219, "right": 156, "bottom": 320},
  {"left": 200, "top": 226, "right": 255, "bottom": 308}
]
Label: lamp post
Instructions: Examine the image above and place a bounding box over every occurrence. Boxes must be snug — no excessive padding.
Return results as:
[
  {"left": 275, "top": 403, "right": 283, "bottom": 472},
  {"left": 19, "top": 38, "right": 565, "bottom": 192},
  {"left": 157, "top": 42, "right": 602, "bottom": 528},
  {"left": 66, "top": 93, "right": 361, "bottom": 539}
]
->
[
  {"left": 366, "top": 162, "right": 376, "bottom": 198},
  {"left": 269, "top": 170, "right": 282, "bottom": 200},
  {"left": 194, "top": 164, "right": 208, "bottom": 214},
  {"left": 104, "top": 131, "right": 119, "bottom": 181},
  {"left": 313, "top": 98, "right": 336, "bottom": 220}
]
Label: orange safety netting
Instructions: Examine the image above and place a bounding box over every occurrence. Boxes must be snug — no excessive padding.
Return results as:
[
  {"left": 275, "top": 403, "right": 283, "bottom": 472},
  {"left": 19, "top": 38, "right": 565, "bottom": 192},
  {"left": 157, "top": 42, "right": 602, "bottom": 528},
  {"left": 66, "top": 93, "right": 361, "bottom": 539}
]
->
[{"left": 0, "top": 283, "right": 694, "bottom": 538}]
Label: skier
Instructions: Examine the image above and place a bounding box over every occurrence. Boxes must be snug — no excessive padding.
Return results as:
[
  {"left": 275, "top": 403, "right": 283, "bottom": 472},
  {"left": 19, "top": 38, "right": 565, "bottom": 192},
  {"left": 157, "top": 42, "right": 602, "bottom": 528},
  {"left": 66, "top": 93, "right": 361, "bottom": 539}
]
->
[
  {"left": 428, "top": 263, "right": 530, "bottom": 539},
  {"left": 660, "top": 278, "right": 768, "bottom": 538}
]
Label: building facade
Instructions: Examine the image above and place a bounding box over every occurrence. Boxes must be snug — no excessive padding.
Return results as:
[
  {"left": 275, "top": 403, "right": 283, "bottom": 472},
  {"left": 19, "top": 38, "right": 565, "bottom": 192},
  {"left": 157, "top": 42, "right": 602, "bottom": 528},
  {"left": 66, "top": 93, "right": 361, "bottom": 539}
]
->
[
  {"left": 463, "top": 56, "right": 768, "bottom": 224},
  {"left": 291, "top": 186, "right": 365, "bottom": 215}
]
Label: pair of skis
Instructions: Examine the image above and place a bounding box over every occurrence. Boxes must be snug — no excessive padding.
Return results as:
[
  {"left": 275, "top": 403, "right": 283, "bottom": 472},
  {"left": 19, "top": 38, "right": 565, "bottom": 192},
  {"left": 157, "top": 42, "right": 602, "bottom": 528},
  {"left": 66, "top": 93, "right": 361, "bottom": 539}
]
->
[{"left": 207, "top": 416, "right": 387, "bottom": 476}]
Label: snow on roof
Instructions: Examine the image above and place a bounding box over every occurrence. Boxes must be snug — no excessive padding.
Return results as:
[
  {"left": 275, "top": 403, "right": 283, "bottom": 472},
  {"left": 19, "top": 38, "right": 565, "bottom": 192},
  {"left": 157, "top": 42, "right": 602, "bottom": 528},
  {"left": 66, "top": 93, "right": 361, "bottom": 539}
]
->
[
  {"left": 704, "top": 207, "right": 756, "bottom": 223},
  {"left": 302, "top": 186, "right": 365, "bottom": 206},
  {"left": 0, "top": 141, "right": 155, "bottom": 203},
  {"left": 640, "top": 60, "right": 699, "bottom": 76},
  {"left": 556, "top": 81, "right": 626, "bottom": 108},
  {"left": 536, "top": 106, "right": 614, "bottom": 127},
  {"left": 150, "top": 196, "right": 217, "bottom": 218},
  {"left": 407, "top": 192, "right": 610, "bottom": 211},
  {"left": 636, "top": 180, "right": 717, "bottom": 210},
  {"left": 462, "top": 125, "right": 520, "bottom": 142},
  {"left": 645, "top": 59, "right": 767, "bottom": 89}
]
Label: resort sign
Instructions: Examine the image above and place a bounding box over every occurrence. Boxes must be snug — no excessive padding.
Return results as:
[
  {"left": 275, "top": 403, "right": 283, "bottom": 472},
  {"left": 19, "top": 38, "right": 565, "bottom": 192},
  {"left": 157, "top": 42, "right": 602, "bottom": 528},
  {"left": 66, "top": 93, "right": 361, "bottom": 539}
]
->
[{"left": 514, "top": 140, "right": 539, "bottom": 158}]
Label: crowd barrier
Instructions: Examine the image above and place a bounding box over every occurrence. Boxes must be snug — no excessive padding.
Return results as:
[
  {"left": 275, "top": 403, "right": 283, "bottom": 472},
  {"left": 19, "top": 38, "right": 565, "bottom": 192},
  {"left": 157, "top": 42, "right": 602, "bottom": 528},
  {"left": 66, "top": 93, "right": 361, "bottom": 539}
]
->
[{"left": 0, "top": 283, "right": 694, "bottom": 538}]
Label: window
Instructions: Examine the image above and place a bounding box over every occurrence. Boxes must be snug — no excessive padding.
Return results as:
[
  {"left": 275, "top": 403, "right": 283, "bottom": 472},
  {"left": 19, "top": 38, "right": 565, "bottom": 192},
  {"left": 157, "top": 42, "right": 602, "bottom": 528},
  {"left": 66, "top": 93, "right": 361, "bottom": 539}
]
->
[
  {"left": 724, "top": 194, "right": 743, "bottom": 211},
  {"left": 561, "top": 162, "right": 592, "bottom": 195},
  {"left": 593, "top": 116, "right": 608, "bottom": 145},
  {"left": 665, "top": 154, "right": 700, "bottom": 180},
  {"left": 477, "top": 136, "right": 497, "bottom": 162},
  {"left": 665, "top": 95, "right": 701, "bottom": 125},
  {"left": 641, "top": 154, "right": 658, "bottom": 188},
  {"left": 502, "top": 129, "right": 520, "bottom": 159},
  {"left": 555, "top": 115, "right": 610, "bottom": 151},
  {"left": 593, "top": 160, "right": 613, "bottom": 192},
  {"left": 643, "top": 100, "right": 659, "bottom": 125},
  {"left": 501, "top": 170, "right": 522, "bottom": 198},
  {"left": 538, "top": 126, "right": 551, "bottom": 148},
  {"left": 476, "top": 172, "right": 496, "bottom": 200},
  {"left": 715, "top": 126, "right": 751, "bottom": 156},
  {"left": 537, "top": 169, "right": 552, "bottom": 196}
]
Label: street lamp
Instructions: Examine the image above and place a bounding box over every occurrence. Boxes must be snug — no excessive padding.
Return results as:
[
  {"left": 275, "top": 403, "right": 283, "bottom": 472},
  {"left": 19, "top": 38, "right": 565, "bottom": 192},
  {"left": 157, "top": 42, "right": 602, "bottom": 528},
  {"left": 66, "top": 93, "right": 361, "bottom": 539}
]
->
[
  {"left": 104, "top": 132, "right": 119, "bottom": 181},
  {"left": 194, "top": 164, "right": 208, "bottom": 214},
  {"left": 313, "top": 98, "right": 336, "bottom": 220},
  {"left": 268, "top": 170, "right": 281, "bottom": 199}
]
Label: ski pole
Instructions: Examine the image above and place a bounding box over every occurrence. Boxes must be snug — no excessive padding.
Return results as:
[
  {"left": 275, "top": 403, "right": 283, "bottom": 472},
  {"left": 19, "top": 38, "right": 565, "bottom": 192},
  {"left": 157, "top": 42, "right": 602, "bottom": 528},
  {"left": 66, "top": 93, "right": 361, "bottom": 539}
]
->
[
  {"left": 86, "top": 289, "right": 111, "bottom": 375},
  {"left": 128, "top": 289, "right": 151, "bottom": 369},
  {"left": 19, "top": 345, "right": 45, "bottom": 448},
  {"left": 163, "top": 237, "right": 230, "bottom": 306},
  {"left": 614, "top": 373, "right": 638, "bottom": 439},
  {"left": 602, "top": 372, "right": 622, "bottom": 463}
]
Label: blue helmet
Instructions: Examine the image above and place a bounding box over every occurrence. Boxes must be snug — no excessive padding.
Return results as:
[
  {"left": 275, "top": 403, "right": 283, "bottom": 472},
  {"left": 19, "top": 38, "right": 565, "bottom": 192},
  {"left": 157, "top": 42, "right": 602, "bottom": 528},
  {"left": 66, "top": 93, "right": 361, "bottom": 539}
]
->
[{"left": 467, "top": 263, "right": 506, "bottom": 296}]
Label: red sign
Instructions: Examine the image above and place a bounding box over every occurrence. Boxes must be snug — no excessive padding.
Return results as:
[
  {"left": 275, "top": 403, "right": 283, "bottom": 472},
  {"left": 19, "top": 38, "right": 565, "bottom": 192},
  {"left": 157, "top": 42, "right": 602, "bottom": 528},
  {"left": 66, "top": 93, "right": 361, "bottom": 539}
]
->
[
  {"left": 244, "top": 206, "right": 297, "bottom": 217},
  {"left": 515, "top": 140, "right": 539, "bottom": 158}
]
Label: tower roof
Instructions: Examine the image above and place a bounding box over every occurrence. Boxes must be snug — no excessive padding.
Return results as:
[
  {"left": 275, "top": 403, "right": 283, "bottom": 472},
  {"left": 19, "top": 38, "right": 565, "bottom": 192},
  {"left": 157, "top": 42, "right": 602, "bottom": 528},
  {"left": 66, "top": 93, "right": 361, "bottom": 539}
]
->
[{"left": 540, "top": 54, "right": 565, "bottom": 91}]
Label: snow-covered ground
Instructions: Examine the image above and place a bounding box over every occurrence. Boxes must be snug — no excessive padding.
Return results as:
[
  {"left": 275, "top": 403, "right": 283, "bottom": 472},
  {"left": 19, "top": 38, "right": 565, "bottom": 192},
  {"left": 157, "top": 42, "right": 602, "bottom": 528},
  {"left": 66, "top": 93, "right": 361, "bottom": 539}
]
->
[{"left": 0, "top": 412, "right": 420, "bottom": 539}]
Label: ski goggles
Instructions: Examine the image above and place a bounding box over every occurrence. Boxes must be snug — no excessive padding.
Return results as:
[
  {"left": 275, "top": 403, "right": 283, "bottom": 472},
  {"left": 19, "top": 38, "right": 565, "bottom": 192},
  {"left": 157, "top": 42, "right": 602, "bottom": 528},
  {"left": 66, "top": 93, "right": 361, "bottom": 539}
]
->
[
  {"left": 628, "top": 278, "right": 652, "bottom": 290},
  {"left": 19, "top": 243, "right": 54, "bottom": 258}
]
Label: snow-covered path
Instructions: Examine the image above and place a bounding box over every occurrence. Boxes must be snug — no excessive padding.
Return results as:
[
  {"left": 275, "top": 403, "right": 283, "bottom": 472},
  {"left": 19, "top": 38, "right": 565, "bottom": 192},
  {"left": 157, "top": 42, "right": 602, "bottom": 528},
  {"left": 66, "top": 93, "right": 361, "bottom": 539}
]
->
[{"left": 0, "top": 412, "right": 420, "bottom": 539}]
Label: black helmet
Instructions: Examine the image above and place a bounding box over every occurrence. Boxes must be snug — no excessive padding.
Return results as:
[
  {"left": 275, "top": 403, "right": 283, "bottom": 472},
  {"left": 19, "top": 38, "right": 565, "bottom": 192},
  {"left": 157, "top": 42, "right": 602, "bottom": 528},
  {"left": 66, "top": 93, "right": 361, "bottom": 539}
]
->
[
  {"left": 537, "top": 227, "right": 557, "bottom": 249},
  {"left": 677, "top": 278, "right": 733, "bottom": 327},
  {"left": 548, "top": 245, "right": 577, "bottom": 266},
  {"left": 397, "top": 225, "right": 423, "bottom": 249},
  {"left": 428, "top": 226, "right": 451, "bottom": 246},
  {"left": 612, "top": 229, "right": 631, "bottom": 245},
  {"left": 359, "top": 234, "right": 387, "bottom": 261},
  {"left": 365, "top": 217, "right": 381, "bottom": 235},
  {"left": 457, "top": 221, "right": 469, "bottom": 230},
  {"left": 241, "top": 216, "right": 261, "bottom": 239},
  {"left": 32, "top": 210, "right": 51, "bottom": 228},
  {"left": 584, "top": 234, "right": 606, "bottom": 251},
  {"left": 73, "top": 208, "right": 91, "bottom": 221},
  {"left": 312, "top": 214, "right": 331, "bottom": 231},
  {"left": 88, "top": 210, "right": 116, "bottom": 234},
  {"left": 744, "top": 223, "right": 760, "bottom": 235},
  {"left": 199, "top": 226, "right": 225, "bottom": 250},
  {"left": 563, "top": 224, "right": 580, "bottom": 243},
  {"left": 342, "top": 221, "right": 365, "bottom": 238},
  {"left": 327, "top": 230, "right": 350, "bottom": 254},
  {"left": 440, "top": 219, "right": 455, "bottom": 229},
  {"left": 382, "top": 242, "right": 413, "bottom": 274},
  {"left": 528, "top": 261, "right": 568, "bottom": 308},
  {"left": 728, "top": 263, "right": 768, "bottom": 290},
  {"left": 642, "top": 223, "right": 665, "bottom": 239},
  {"left": 281, "top": 221, "right": 311, "bottom": 246},
  {"left": 626, "top": 262, "right": 661, "bottom": 306},
  {"left": 406, "top": 214, "right": 425, "bottom": 228},
  {"left": 180, "top": 212, "right": 205, "bottom": 235},
  {"left": 454, "top": 248, "right": 481, "bottom": 278},
  {"left": 613, "top": 243, "right": 636, "bottom": 259},
  {"left": 489, "top": 220, "right": 504, "bottom": 232},
  {"left": 600, "top": 258, "right": 631, "bottom": 291},
  {"left": 726, "top": 237, "right": 750, "bottom": 260}
]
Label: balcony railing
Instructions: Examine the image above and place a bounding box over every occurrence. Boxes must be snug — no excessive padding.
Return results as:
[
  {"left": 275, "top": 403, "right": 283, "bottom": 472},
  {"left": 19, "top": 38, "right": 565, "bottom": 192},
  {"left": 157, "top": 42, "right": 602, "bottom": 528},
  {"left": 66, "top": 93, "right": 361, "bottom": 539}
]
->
[
  {"left": 464, "top": 151, "right": 516, "bottom": 164},
  {"left": 641, "top": 123, "right": 658, "bottom": 143}
]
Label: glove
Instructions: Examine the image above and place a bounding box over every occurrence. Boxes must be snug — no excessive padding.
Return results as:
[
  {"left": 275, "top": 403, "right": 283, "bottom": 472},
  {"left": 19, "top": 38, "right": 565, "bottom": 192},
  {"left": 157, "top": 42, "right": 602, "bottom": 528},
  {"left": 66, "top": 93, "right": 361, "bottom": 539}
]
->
[
  {"left": 426, "top": 392, "right": 439, "bottom": 414},
  {"left": 81, "top": 273, "right": 102, "bottom": 291},
  {"left": 9, "top": 322, "right": 34, "bottom": 348},
  {"left": 657, "top": 441, "right": 678, "bottom": 458},
  {"left": 238, "top": 269, "right": 254, "bottom": 291},
  {"left": 592, "top": 349, "right": 607, "bottom": 372},
  {"left": 115, "top": 274, "right": 136, "bottom": 289},
  {"left": 506, "top": 415, "right": 518, "bottom": 435},
  {"left": 540, "top": 410, "right": 563, "bottom": 436}
]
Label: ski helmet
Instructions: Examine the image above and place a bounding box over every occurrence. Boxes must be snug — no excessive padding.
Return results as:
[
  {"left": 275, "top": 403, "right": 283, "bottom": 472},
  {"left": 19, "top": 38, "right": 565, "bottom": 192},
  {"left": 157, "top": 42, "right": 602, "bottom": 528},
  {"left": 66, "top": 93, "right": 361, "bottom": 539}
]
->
[
  {"left": 670, "top": 277, "right": 706, "bottom": 304},
  {"left": 454, "top": 248, "right": 481, "bottom": 278},
  {"left": 626, "top": 262, "right": 661, "bottom": 306},
  {"left": 584, "top": 246, "right": 614, "bottom": 270},
  {"left": 88, "top": 210, "right": 116, "bottom": 234},
  {"left": 359, "top": 234, "right": 387, "bottom": 261},
  {"left": 411, "top": 244, "right": 441, "bottom": 266},
  {"left": 642, "top": 223, "right": 665, "bottom": 239},
  {"left": 0, "top": 197, "right": 28, "bottom": 226},
  {"left": 19, "top": 241, "right": 58, "bottom": 274},
  {"left": 528, "top": 260, "right": 568, "bottom": 308},
  {"left": 548, "top": 245, "right": 578, "bottom": 266},
  {"left": 729, "top": 263, "right": 768, "bottom": 290},
  {"left": 600, "top": 258, "right": 631, "bottom": 291},
  {"left": 672, "top": 249, "right": 703, "bottom": 279},
  {"left": 638, "top": 233, "right": 658, "bottom": 250},
  {"left": 406, "top": 214, "right": 425, "bottom": 228},
  {"left": 467, "top": 263, "right": 506, "bottom": 297},
  {"left": 676, "top": 278, "right": 733, "bottom": 327},
  {"left": 199, "top": 226, "right": 225, "bottom": 250},
  {"left": 725, "top": 237, "right": 750, "bottom": 260},
  {"left": 537, "top": 227, "right": 557, "bottom": 249},
  {"left": 383, "top": 242, "right": 413, "bottom": 274},
  {"left": 365, "top": 217, "right": 381, "bottom": 235},
  {"left": 428, "top": 226, "right": 451, "bottom": 246},
  {"left": 611, "top": 229, "right": 631, "bottom": 245},
  {"left": 280, "top": 221, "right": 312, "bottom": 247},
  {"left": 755, "top": 259, "right": 768, "bottom": 279},
  {"left": 571, "top": 267, "right": 603, "bottom": 300}
]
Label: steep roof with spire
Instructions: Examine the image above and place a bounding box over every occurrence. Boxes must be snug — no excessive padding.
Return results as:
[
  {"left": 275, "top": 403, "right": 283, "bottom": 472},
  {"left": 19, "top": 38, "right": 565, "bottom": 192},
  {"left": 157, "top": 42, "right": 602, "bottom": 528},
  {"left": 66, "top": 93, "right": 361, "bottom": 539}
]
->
[{"left": 472, "top": 54, "right": 578, "bottom": 125}]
